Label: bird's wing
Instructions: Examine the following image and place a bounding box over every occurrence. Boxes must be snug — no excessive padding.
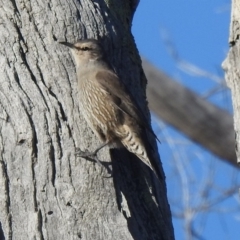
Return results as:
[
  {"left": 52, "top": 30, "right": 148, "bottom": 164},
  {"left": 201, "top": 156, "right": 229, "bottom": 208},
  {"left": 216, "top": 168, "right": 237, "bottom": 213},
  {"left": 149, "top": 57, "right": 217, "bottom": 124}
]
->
[{"left": 95, "top": 70, "right": 159, "bottom": 141}]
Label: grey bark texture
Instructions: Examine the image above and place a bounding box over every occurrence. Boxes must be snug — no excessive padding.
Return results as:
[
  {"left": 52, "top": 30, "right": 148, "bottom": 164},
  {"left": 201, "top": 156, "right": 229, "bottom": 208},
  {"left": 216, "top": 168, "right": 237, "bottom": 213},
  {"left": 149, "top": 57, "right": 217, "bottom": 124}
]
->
[
  {"left": 143, "top": 59, "right": 237, "bottom": 168},
  {"left": 222, "top": 0, "right": 240, "bottom": 164},
  {"left": 0, "top": 0, "right": 174, "bottom": 240}
]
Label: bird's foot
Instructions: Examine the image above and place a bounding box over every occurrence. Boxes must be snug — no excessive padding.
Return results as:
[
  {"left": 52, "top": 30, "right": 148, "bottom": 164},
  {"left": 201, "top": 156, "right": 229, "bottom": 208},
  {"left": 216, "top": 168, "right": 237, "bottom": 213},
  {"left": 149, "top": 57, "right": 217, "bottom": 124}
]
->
[
  {"left": 75, "top": 148, "right": 113, "bottom": 177},
  {"left": 75, "top": 148, "right": 102, "bottom": 166},
  {"left": 75, "top": 148, "right": 95, "bottom": 157}
]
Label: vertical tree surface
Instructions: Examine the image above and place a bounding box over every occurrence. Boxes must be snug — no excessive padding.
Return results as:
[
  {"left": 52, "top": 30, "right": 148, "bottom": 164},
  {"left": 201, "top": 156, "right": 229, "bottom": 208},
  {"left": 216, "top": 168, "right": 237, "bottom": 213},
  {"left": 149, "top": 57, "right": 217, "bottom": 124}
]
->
[
  {"left": 222, "top": 0, "right": 240, "bottom": 164},
  {"left": 0, "top": 0, "right": 174, "bottom": 239}
]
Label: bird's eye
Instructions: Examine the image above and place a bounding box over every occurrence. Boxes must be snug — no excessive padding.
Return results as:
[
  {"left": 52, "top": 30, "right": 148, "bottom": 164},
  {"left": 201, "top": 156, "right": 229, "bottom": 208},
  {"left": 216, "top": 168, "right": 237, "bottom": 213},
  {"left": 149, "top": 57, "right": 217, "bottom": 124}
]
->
[{"left": 81, "top": 47, "right": 90, "bottom": 51}]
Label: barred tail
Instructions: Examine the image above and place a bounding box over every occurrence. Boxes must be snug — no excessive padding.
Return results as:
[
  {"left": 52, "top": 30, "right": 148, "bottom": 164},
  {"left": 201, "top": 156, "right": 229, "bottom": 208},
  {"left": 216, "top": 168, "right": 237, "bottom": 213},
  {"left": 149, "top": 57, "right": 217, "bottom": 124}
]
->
[{"left": 121, "top": 126, "right": 162, "bottom": 180}]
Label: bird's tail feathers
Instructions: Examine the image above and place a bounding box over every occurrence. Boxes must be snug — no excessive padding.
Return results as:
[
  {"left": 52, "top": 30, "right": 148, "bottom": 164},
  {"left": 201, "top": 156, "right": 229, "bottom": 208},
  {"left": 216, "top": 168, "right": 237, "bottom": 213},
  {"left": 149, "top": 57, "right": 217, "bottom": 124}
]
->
[{"left": 121, "top": 127, "right": 162, "bottom": 181}]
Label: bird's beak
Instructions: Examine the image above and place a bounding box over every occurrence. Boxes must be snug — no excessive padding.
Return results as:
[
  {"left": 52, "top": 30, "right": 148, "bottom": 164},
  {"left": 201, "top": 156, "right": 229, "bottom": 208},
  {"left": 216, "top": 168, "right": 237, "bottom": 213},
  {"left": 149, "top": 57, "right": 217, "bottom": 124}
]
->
[{"left": 59, "top": 41, "right": 75, "bottom": 49}]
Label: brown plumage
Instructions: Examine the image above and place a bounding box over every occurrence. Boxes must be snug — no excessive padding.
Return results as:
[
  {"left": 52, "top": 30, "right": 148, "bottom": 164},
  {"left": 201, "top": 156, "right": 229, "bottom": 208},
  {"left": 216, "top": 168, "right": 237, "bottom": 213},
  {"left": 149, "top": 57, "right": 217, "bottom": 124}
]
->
[{"left": 59, "top": 39, "right": 162, "bottom": 180}]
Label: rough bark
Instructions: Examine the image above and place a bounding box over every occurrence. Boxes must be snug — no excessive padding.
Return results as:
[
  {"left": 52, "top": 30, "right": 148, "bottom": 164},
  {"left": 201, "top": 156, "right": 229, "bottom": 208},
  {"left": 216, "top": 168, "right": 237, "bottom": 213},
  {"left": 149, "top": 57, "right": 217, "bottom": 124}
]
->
[
  {"left": 0, "top": 0, "right": 174, "bottom": 240},
  {"left": 143, "top": 59, "right": 237, "bottom": 167},
  {"left": 222, "top": 0, "right": 240, "bottom": 164}
]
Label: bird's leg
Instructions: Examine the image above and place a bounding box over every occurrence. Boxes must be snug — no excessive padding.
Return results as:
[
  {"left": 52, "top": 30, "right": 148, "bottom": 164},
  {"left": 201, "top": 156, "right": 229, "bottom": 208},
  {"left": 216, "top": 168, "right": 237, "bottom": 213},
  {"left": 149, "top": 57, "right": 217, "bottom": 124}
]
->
[
  {"left": 75, "top": 142, "right": 109, "bottom": 166},
  {"left": 75, "top": 142, "right": 113, "bottom": 176},
  {"left": 75, "top": 142, "right": 109, "bottom": 157}
]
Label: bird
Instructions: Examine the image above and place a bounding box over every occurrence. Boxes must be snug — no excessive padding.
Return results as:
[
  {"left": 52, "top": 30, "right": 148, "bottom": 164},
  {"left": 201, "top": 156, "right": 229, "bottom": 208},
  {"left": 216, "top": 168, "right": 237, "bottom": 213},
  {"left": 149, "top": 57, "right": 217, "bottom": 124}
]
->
[{"left": 59, "top": 39, "right": 162, "bottom": 180}]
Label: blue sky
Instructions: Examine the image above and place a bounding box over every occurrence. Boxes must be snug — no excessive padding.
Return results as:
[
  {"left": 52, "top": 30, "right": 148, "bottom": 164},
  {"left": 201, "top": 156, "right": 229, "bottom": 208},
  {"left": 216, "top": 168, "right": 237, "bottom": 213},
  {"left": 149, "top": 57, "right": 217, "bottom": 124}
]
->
[
  {"left": 132, "top": 1, "right": 240, "bottom": 239},
  {"left": 133, "top": 0, "right": 230, "bottom": 109}
]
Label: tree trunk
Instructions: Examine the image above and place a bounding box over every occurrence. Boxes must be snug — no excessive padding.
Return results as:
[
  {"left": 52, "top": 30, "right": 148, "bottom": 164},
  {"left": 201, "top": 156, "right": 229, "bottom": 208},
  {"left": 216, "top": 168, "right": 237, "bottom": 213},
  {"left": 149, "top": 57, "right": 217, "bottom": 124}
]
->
[
  {"left": 222, "top": 0, "right": 240, "bottom": 164},
  {"left": 0, "top": 0, "right": 174, "bottom": 239}
]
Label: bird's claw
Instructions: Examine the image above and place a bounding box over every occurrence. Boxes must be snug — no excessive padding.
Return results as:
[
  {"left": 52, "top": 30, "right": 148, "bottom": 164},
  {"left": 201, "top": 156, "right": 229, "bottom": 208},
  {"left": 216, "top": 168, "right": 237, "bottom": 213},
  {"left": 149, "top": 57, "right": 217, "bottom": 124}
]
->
[
  {"left": 75, "top": 148, "right": 96, "bottom": 158},
  {"left": 75, "top": 148, "right": 102, "bottom": 167},
  {"left": 75, "top": 148, "right": 113, "bottom": 176}
]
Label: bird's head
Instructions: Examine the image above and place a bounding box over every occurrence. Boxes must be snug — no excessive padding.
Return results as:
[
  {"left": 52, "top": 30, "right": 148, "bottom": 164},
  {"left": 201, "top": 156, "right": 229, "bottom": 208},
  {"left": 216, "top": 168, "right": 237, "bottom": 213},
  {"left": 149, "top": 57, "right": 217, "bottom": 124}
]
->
[{"left": 59, "top": 39, "right": 104, "bottom": 66}]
